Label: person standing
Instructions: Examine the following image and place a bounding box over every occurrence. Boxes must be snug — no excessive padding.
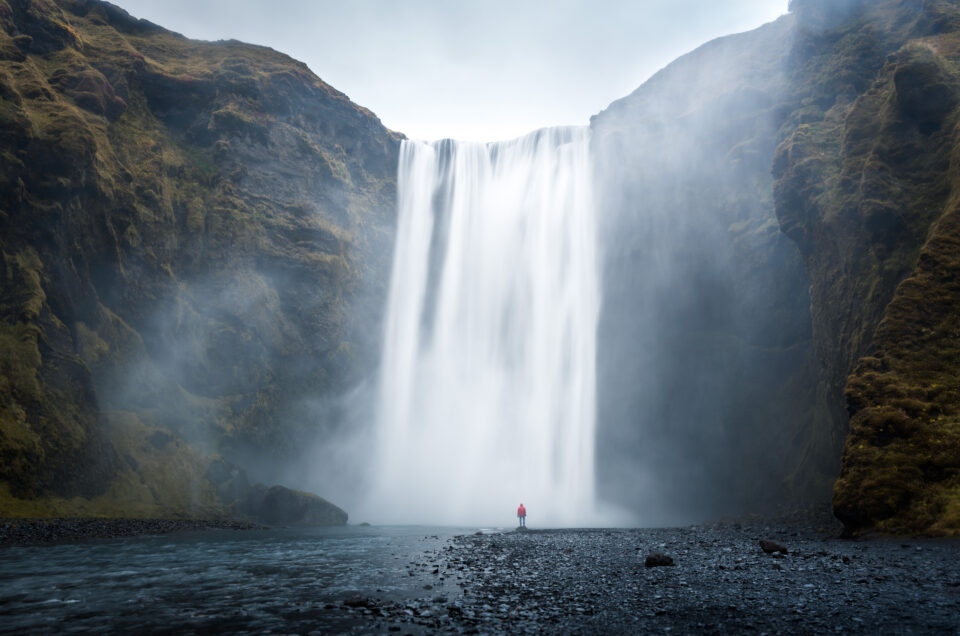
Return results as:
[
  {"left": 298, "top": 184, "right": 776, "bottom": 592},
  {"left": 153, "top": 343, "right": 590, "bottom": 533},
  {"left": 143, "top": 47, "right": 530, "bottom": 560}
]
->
[{"left": 517, "top": 503, "right": 527, "bottom": 528}]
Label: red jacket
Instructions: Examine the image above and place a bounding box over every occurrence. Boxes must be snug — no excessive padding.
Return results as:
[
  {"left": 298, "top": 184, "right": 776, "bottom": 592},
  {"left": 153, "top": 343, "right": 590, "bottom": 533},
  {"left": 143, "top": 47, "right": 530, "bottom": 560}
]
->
[{"left": 517, "top": 505, "right": 526, "bottom": 517}]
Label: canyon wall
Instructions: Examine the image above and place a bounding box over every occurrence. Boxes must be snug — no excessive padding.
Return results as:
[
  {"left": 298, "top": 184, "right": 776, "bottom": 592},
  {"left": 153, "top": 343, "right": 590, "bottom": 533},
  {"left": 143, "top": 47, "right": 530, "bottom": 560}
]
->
[
  {"left": 0, "top": 0, "right": 397, "bottom": 517},
  {"left": 3, "top": 0, "right": 960, "bottom": 534}
]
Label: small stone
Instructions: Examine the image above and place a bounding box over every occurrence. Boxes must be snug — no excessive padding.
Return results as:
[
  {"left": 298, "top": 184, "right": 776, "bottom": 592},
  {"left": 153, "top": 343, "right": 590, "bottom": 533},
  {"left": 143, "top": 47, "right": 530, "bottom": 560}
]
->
[
  {"left": 759, "top": 539, "right": 788, "bottom": 554},
  {"left": 343, "top": 595, "right": 371, "bottom": 608}
]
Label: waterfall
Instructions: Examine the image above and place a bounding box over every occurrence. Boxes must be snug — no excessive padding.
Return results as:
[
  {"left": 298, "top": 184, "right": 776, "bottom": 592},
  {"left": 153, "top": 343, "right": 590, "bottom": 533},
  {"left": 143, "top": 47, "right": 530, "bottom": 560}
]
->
[{"left": 369, "top": 127, "right": 599, "bottom": 526}]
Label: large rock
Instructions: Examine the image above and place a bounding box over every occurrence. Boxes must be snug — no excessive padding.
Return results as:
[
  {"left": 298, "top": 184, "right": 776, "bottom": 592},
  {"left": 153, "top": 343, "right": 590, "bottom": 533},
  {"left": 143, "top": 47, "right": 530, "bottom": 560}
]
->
[{"left": 243, "top": 484, "right": 348, "bottom": 527}]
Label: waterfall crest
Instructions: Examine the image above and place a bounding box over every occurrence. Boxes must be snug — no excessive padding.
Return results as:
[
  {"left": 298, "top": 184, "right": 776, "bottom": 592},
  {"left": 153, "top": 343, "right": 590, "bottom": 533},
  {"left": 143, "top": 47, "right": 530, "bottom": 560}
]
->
[{"left": 369, "top": 127, "right": 599, "bottom": 526}]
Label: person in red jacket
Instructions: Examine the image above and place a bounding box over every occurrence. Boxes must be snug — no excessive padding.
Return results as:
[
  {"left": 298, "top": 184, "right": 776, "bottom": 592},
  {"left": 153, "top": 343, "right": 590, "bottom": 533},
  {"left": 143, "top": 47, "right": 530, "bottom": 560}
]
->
[{"left": 517, "top": 503, "right": 527, "bottom": 528}]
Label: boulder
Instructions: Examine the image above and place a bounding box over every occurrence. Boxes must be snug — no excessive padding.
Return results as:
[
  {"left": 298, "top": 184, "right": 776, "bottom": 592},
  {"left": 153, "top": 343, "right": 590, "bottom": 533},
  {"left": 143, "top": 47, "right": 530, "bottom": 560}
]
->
[
  {"left": 242, "top": 484, "right": 348, "bottom": 527},
  {"left": 644, "top": 553, "right": 675, "bottom": 567}
]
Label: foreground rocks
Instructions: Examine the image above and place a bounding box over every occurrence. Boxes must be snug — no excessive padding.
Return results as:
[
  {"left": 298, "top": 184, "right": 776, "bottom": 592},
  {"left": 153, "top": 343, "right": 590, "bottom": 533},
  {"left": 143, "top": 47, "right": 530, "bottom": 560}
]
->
[
  {"left": 0, "top": 518, "right": 259, "bottom": 546},
  {"left": 348, "top": 525, "right": 960, "bottom": 633},
  {"left": 2, "top": 523, "right": 958, "bottom": 633}
]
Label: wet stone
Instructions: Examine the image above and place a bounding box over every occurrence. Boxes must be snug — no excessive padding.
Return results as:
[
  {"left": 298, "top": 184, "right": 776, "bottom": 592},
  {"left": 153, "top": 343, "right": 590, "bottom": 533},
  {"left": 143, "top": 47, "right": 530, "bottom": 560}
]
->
[
  {"left": 645, "top": 553, "right": 675, "bottom": 567},
  {"left": 760, "top": 539, "right": 789, "bottom": 554}
]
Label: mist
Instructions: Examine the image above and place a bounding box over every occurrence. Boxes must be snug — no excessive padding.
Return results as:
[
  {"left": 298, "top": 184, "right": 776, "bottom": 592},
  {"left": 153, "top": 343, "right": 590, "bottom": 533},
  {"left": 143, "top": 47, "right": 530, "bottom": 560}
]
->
[
  {"left": 283, "top": 9, "right": 829, "bottom": 528},
  {"left": 64, "top": 2, "right": 832, "bottom": 529},
  {"left": 590, "top": 13, "right": 824, "bottom": 525}
]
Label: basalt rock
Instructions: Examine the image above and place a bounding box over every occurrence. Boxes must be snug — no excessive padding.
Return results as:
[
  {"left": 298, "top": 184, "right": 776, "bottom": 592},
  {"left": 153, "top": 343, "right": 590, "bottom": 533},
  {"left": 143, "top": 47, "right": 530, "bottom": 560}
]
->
[{"left": 593, "top": 0, "right": 960, "bottom": 536}]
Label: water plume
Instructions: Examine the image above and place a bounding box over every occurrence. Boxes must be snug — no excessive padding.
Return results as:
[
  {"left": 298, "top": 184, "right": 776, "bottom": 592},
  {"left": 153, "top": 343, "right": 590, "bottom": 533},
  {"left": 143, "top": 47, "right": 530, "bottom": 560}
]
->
[{"left": 365, "top": 127, "right": 599, "bottom": 526}]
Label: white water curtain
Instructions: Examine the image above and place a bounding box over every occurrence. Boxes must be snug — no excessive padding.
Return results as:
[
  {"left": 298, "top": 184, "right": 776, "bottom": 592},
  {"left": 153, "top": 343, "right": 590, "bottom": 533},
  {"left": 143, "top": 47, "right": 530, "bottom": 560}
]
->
[{"left": 369, "top": 127, "right": 599, "bottom": 526}]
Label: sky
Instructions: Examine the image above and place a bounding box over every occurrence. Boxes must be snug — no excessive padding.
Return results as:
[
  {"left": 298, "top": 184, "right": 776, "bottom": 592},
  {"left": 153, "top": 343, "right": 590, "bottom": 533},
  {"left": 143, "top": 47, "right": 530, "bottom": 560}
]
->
[{"left": 110, "top": 0, "right": 790, "bottom": 141}]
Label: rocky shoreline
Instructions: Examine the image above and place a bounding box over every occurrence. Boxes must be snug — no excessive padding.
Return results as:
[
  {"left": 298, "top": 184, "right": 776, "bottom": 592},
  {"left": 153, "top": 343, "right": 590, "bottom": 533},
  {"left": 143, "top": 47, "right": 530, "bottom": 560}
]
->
[
  {"left": 334, "top": 524, "right": 960, "bottom": 633},
  {"left": 0, "top": 518, "right": 261, "bottom": 546},
  {"left": 1, "top": 521, "right": 958, "bottom": 632}
]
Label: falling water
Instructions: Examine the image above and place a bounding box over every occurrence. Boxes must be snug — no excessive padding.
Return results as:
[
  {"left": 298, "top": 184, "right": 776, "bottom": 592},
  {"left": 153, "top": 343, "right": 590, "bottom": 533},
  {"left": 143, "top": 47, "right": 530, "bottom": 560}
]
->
[{"left": 369, "top": 127, "right": 598, "bottom": 526}]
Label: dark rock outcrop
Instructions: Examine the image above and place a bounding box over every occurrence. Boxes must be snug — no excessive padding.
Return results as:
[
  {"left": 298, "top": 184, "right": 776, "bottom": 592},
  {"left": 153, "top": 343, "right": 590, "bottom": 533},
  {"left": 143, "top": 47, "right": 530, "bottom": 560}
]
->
[{"left": 241, "top": 484, "right": 347, "bottom": 527}]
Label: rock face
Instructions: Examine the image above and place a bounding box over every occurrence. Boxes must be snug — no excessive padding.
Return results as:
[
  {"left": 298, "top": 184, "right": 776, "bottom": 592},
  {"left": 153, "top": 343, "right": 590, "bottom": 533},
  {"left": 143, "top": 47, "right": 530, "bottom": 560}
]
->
[
  {"left": 0, "top": 0, "right": 398, "bottom": 517},
  {"left": 4, "top": 0, "right": 960, "bottom": 536},
  {"left": 594, "top": 0, "right": 960, "bottom": 535},
  {"left": 591, "top": 15, "right": 825, "bottom": 520},
  {"left": 773, "top": 0, "right": 960, "bottom": 535}
]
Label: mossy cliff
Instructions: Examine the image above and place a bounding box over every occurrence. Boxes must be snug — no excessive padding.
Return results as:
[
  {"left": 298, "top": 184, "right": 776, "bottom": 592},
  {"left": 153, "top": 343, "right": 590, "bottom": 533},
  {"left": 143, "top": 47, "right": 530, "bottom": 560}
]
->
[
  {"left": 0, "top": 0, "right": 398, "bottom": 518},
  {"left": 593, "top": 0, "right": 960, "bottom": 534},
  {"left": 773, "top": 0, "right": 960, "bottom": 535}
]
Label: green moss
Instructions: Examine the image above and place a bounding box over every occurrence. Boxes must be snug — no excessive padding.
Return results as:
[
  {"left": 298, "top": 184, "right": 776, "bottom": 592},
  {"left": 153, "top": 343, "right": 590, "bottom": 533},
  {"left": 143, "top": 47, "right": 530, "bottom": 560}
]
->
[
  {"left": 209, "top": 102, "right": 262, "bottom": 134},
  {"left": 774, "top": 0, "right": 960, "bottom": 535},
  {"left": 0, "top": 411, "right": 227, "bottom": 518},
  {"left": 836, "top": 207, "right": 960, "bottom": 534}
]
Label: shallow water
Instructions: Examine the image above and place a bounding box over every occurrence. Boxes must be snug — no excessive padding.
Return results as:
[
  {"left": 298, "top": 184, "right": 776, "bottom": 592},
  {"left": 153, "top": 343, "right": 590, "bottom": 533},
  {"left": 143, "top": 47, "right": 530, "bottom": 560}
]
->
[{"left": 0, "top": 525, "right": 478, "bottom": 633}]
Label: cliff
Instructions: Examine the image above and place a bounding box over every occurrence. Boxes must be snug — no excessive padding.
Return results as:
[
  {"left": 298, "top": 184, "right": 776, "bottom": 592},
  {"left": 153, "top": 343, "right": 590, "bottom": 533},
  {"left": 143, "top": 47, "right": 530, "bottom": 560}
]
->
[
  {"left": 591, "top": 14, "right": 825, "bottom": 521},
  {"left": 0, "top": 0, "right": 398, "bottom": 519},
  {"left": 774, "top": 0, "right": 960, "bottom": 535},
  {"left": 593, "top": 0, "right": 960, "bottom": 535},
  {"left": 4, "top": 0, "right": 960, "bottom": 536}
]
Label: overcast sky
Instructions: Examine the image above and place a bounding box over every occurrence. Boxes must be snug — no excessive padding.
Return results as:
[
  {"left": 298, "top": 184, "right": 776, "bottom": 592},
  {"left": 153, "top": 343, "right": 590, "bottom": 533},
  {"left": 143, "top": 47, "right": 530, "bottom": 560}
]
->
[{"left": 110, "top": 1, "right": 789, "bottom": 141}]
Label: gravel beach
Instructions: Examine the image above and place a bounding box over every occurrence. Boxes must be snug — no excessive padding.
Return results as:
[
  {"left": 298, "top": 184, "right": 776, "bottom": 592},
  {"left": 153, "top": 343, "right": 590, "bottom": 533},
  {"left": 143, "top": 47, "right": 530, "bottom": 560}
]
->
[
  {"left": 0, "top": 518, "right": 260, "bottom": 546},
  {"left": 2, "top": 519, "right": 958, "bottom": 633},
  {"left": 344, "top": 524, "right": 960, "bottom": 634}
]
